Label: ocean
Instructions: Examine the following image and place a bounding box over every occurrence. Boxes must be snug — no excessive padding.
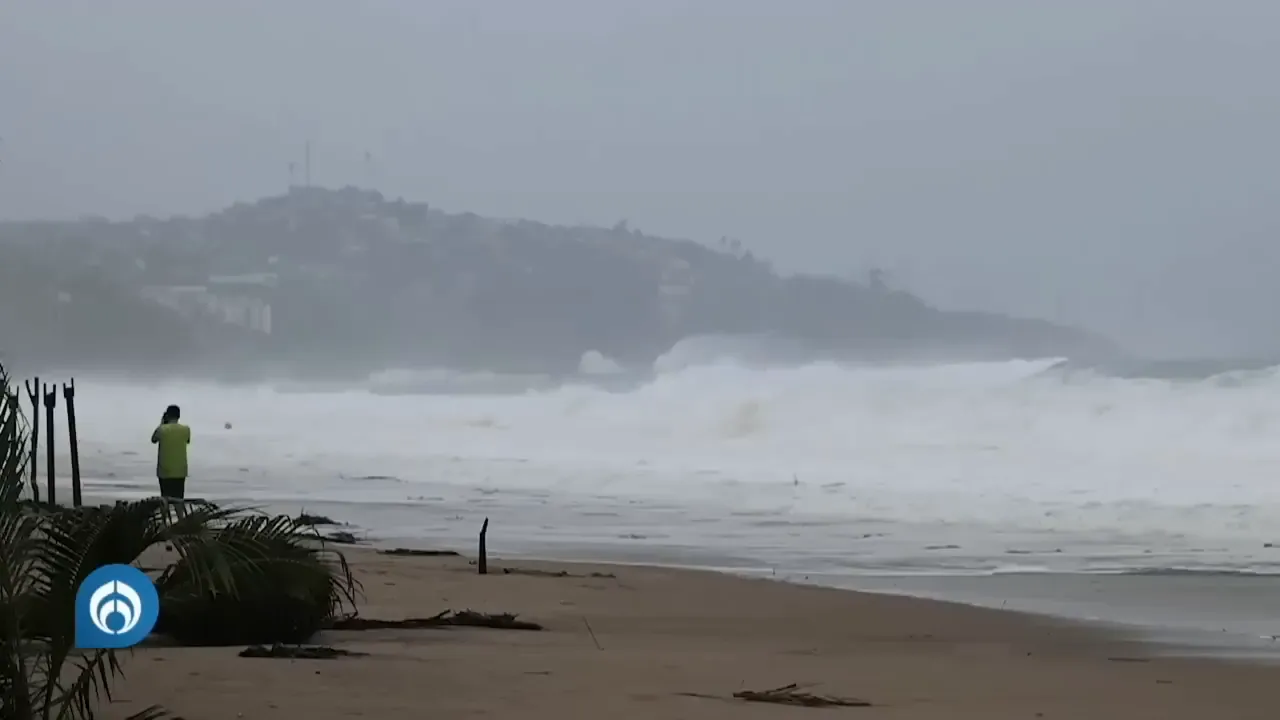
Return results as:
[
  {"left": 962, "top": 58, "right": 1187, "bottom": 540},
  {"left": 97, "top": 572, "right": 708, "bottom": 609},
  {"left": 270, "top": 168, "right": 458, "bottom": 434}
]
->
[
  {"left": 32, "top": 343, "right": 1280, "bottom": 651},
  {"left": 42, "top": 343, "right": 1280, "bottom": 575}
]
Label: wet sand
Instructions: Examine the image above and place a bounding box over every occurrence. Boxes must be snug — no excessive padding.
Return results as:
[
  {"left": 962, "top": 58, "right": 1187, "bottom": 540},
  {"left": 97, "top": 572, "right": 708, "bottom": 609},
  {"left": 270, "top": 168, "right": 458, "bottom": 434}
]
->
[
  {"left": 109, "top": 548, "right": 1279, "bottom": 719},
  {"left": 828, "top": 571, "right": 1280, "bottom": 660}
]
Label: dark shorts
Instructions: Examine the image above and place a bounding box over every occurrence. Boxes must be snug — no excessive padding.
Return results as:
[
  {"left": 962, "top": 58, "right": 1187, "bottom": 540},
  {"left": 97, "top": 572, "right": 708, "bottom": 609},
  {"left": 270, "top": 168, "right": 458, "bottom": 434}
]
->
[{"left": 158, "top": 477, "right": 186, "bottom": 499}]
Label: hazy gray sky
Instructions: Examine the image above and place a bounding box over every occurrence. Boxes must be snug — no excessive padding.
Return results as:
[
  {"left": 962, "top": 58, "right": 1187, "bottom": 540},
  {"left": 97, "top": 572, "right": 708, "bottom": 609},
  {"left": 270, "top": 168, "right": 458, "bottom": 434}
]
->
[{"left": 3, "top": 1, "right": 1279, "bottom": 356}]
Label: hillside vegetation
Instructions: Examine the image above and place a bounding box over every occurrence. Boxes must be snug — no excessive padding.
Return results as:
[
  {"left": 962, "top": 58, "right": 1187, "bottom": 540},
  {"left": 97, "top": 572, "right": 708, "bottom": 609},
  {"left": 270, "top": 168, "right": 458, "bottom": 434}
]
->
[{"left": 0, "top": 187, "right": 1117, "bottom": 377}]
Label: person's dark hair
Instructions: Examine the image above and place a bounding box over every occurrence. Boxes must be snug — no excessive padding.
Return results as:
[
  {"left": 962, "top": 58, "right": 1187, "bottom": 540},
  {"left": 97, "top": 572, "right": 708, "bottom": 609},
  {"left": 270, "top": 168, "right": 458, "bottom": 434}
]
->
[{"left": 164, "top": 404, "right": 181, "bottom": 420}]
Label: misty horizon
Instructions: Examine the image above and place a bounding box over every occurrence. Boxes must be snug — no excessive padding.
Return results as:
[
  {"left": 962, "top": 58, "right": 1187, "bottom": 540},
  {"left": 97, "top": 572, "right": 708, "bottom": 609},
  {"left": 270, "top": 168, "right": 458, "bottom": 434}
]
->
[
  {"left": 7, "top": 8, "right": 1280, "bottom": 703},
  {"left": 4, "top": 1, "right": 1279, "bottom": 357}
]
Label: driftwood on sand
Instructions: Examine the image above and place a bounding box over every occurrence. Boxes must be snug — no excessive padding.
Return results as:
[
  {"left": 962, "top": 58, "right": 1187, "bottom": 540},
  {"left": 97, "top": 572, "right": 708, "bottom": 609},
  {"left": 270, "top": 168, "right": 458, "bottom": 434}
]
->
[
  {"left": 294, "top": 512, "right": 340, "bottom": 527},
  {"left": 377, "top": 548, "right": 461, "bottom": 557},
  {"left": 733, "top": 684, "right": 871, "bottom": 707},
  {"left": 679, "top": 683, "right": 872, "bottom": 708},
  {"left": 499, "top": 566, "right": 616, "bottom": 579},
  {"left": 329, "top": 609, "right": 543, "bottom": 631},
  {"left": 239, "top": 644, "right": 368, "bottom": 660}
]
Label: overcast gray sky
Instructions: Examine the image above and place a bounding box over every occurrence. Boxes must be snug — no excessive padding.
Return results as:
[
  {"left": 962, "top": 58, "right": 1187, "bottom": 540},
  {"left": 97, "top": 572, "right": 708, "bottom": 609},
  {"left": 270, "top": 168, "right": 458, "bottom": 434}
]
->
[{"left": 3, "top": 1, "right": 1278, "bottom": 357}]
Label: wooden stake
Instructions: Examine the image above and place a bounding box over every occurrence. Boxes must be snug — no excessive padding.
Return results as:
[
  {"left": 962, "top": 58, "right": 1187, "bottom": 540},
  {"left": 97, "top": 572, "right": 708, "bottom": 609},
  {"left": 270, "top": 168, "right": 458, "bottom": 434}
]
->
[
  {"left": 42, "top": 384, "right": 56, "bottom": 506},
  {"left": 63, "top": 379, "right": 81, "bottom": 507},
  {"left": 478, "top": 517, "right": 489, "bottom": 575}
]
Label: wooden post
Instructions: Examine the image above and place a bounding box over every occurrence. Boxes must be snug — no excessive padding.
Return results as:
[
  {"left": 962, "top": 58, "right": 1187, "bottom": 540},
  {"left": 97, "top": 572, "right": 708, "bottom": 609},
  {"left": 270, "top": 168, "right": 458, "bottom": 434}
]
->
[
  {"left": 478, "top": 517, "right": 489, "bottom": 575},
  {"left": 23, "top": 379, "right": 39, "bottom": 503},
  {"left": 63, "top": 379, "right": 81, "bottom": 507},
  {"left": 43, "top": 385, "right": 56, "bottom": 506}
]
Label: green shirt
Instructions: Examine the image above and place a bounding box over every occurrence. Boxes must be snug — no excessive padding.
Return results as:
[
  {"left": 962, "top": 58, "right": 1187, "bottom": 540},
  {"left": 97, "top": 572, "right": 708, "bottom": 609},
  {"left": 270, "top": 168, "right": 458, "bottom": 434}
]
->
[{"left": 151, "top": 422, "right": 191, "bottom": 479}]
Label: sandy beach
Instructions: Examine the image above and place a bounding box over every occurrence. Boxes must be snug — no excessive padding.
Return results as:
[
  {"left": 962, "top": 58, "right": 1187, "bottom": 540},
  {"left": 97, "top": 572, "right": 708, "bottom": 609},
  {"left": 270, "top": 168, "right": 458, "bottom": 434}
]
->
[{"left": 107, "top": 547, "right": 1278, "bottom": 719}]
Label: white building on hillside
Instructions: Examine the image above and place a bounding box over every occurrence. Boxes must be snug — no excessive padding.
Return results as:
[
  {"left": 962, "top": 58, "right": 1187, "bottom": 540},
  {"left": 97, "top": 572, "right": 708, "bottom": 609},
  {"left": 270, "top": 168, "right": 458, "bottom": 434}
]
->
[{"left": 141, "top": 272, "right": 275, "bottom": 334}]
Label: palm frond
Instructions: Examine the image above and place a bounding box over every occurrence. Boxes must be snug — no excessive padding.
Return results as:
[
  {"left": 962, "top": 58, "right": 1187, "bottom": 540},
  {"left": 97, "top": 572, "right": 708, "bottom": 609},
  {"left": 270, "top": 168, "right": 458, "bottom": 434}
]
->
[
  {"left": 46, "top": 649, "right": 123, "bottom": 720},
  {"left": 121, "top": 707, "right": 172, "bottom": 720},
  {"left": 0, "top": 361, "right": 31, "bottom": 504},
  {"left": 156, "top": 511, "right": 360, "bottom": 645},
  {"left": 0, "top": 359, "right": 38, "bottom": 718},
  {"left": 0, "top": 360, "right": 362, "bottom": 717}
]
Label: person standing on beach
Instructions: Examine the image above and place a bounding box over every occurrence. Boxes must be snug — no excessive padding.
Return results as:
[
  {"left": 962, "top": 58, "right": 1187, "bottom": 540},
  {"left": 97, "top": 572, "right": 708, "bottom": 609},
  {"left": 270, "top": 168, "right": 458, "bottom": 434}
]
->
[{"left": 151, "top": 404, "right": 191, "bottom": 521}]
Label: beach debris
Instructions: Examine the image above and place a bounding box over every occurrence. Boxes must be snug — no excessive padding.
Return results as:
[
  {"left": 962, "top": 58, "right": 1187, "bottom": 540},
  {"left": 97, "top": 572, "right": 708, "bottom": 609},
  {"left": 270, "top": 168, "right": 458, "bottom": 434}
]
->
[
  {"left": 582, "top": 616, "right": 603, "bottom": 650},
  {"left": 295, "top": 512, "right": 340, "bottom": 526},
  {"left": 501, "top": 567, "right": 616, "bottom": 579},
  {"left": 732, "top": 683, "right": 871, "bottom": 708},
  {"left": 378, "top": 548, "right": 461, "bottom": 557},
  {"left": 329, "top": 609, "right": 543, "bottom": 631},
  {"left": 330, "top": 610, "right": 452, "bottom": 630},
  {"left": 478, "top": 517, "right": 490, "bottom": 574},
  {"left": 239, "top": 644, "right": 368, "bottom": 660},
  {"left": 448, "top": 609, "right": 544, "bottom": 630}
]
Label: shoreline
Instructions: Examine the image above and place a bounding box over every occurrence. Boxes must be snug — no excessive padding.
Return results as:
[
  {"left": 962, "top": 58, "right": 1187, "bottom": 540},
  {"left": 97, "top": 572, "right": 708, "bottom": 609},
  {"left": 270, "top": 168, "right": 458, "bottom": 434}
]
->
[
  {"left": 112, "top": 547, "right": 1280, "bottom": 719},
  {"left": 85, "top": 492, "right": 1280, "bottom": 657},
  {"left": 366, "top": 536, "right": 1280, "bottom": 661}
]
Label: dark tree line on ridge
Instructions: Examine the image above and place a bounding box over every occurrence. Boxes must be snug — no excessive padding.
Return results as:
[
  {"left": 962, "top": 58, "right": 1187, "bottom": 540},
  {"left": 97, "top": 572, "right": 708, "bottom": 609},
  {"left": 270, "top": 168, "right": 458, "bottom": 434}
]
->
[{"left": 0, "top": 187, "right": 1116, "bottom": 379}]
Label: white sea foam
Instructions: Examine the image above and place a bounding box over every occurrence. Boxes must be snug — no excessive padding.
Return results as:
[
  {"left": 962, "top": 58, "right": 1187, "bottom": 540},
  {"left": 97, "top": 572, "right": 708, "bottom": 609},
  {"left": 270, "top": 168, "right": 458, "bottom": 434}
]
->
[{"left": 37, "top": 344, "right": 1280, "bottom": 574}]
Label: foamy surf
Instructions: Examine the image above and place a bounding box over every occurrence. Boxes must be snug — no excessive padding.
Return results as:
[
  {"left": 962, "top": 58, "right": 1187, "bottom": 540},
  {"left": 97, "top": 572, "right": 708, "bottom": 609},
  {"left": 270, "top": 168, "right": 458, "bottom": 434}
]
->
[{"left": 36, "top": 346, "right": 1280, "bottom": 575}]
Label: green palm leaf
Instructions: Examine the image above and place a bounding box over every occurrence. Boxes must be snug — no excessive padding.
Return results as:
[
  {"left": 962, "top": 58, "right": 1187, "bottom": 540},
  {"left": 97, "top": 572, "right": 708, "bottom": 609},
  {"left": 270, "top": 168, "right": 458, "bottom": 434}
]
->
[{"left": 156, "top": 510, "right": 359, "bottom": 645}]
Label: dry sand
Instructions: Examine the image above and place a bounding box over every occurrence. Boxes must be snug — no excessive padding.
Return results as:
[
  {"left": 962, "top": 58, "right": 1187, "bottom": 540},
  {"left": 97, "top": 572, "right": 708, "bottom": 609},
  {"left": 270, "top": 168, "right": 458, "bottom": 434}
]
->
[{"left": 109, "top": 548, "right": 1278, "bottom": 719}]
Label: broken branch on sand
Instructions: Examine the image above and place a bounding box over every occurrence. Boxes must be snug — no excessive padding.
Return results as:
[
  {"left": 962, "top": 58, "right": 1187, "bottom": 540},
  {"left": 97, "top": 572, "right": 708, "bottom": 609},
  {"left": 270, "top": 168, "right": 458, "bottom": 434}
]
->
[
  {"left": 329, "top": 610, "right": 451, "bottom": 629},
  {"left": 321, "top": 530, "right": 360, "bottom": 544},
  {"left": 500, "top": 567, "right": 616, "bottom": 579},
  {"left": 329, "top": 609, "right": 543, "bottom": 631},
  {"left": 295, "top": 512, "right": 340, "bottom": 526},
  {"left": 239, "top": 644, "right": 368, "bottom": 659},
  {"left": 377, "top": 548, "right": 461, "bottom": 557},
  {"left": 731, "top": 683, "right": 872, "bottom": 708},
  {"left": 450, "top": 610, "right": 542, "bottom": 630}
]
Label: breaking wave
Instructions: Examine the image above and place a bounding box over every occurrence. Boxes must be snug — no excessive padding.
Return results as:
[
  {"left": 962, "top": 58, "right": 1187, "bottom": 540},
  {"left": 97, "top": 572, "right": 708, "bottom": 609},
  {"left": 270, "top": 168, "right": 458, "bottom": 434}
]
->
[{"left": 45, "top": 334, "right": 1280, "bottom": 574}]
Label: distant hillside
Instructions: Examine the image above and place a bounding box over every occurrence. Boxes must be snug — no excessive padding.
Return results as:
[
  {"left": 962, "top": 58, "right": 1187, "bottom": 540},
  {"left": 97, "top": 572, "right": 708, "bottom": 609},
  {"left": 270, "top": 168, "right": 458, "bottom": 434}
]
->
[
  {"left": 0, "top": 245, "right": 203, "bottom": 374},
  {"left": 0, "top": 187, "right": 1119, "bottom": 377}
]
